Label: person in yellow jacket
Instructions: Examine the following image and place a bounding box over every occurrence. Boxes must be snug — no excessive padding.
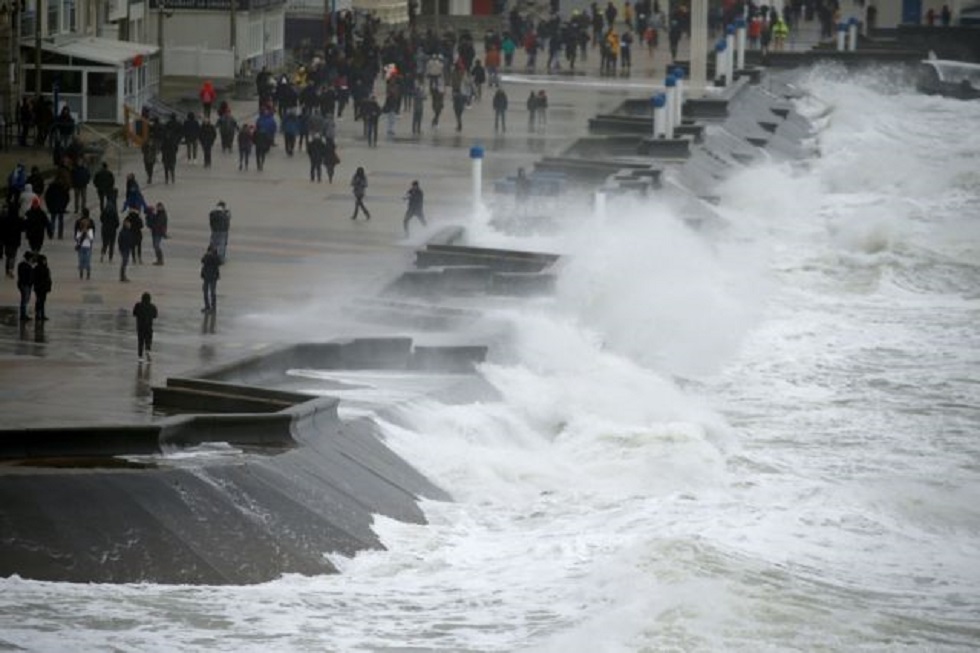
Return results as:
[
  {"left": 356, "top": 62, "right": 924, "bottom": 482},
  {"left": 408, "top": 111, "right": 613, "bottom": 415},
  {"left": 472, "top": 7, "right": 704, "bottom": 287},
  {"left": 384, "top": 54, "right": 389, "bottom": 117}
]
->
[
  {"left": 772, "top": 18, "right": 789, "bottom": 51},
  {"left": 606, "top": 30, "right": 621, "bottom": 74}
]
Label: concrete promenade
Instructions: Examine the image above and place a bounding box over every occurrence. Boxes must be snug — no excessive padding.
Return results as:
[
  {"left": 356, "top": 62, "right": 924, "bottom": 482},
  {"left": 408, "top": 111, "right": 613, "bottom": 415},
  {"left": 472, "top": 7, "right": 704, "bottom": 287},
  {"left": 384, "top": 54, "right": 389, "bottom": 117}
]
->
[{"left": 0, "top": 34, "right": 691, "bottom": 429}]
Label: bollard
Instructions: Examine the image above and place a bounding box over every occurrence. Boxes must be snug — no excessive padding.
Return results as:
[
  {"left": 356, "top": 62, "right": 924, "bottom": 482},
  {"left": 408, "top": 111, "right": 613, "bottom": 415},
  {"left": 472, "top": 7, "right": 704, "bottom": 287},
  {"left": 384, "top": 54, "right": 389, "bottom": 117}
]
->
[
  {"left": 469, "top": 145, "right": 484, "bottom": 214},
  {"left": 664, "top": 75, "right": 677, "bottom": 137},
  {"left": 652, "top": 93, "right": 667, "bottom": 139},
  {"left": 672, "top": 66, "right": 685, "bottom": 128},
  {"left": 847, "top": 17, "right": 859, "bottom": 51},
  {"left": 715, "top": 38, "right": 727, "bottom": 86},
  {"left": 837, "top": 22, "right": 847, "bottom": 51},
  {"left": 735, "top": 18, "right": 747, "bottom": 71},
  {"left": 725, "top": 25, "right": 736, "bottom": 85}
]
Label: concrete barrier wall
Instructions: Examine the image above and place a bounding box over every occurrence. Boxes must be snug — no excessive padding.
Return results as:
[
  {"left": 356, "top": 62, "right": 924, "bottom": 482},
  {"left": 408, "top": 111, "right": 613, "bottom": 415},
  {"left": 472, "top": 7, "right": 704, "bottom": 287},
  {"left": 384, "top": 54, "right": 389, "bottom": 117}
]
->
[{"left": 0, "top": 397, "right": 450, "bottom": 584}]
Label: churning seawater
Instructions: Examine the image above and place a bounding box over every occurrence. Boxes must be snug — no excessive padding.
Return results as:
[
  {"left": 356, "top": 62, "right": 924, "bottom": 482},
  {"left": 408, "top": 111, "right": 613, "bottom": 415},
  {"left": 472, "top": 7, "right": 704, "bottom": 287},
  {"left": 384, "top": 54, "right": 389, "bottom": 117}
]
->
[{"left": 2, "top": 70, "right": 979, "bottom": 652}]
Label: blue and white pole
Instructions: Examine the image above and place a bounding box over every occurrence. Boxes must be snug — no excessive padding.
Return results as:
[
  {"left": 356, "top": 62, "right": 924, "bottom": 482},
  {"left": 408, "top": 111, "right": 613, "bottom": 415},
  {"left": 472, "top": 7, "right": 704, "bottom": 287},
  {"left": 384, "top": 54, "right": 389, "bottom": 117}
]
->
[
  {"left": 470, "top": 145, "right": 484, "bottom": 214},
  {"left": 652, "top": 93, "right": 667, "bottom": 139},
  {"left": 715, "top": 38, "right": 727, "bottom": 86},
  {"left": 735, "top": 18, "right": 747, "bottom": 71},
  {"left": 725, "top": 24, "right": 736, "bottom": 83},
  {"left": 671, "top": 66, "right": 684, "bottom": 129},
  {"left": 847, "top": 17, "right": 859, "bottom": 51},
  {"left": 664, "top": 75, "right": 677, "bottom": 137},
  {"left": 837, "top": 22, "right": 847, "bottom": 51}
]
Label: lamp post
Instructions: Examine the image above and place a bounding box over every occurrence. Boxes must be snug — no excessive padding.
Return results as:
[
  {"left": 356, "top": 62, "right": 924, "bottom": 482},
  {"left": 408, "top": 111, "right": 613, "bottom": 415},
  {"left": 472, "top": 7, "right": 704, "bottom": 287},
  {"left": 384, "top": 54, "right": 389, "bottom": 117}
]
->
[{"left": 33, "top": 0, "right": 39, "bottom": 100}]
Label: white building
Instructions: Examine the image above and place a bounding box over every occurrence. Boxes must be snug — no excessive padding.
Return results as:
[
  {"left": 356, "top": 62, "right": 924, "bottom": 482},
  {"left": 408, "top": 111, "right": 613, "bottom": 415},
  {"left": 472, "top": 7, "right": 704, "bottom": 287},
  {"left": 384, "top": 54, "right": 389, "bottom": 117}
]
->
[
  {"left": 18, "top": 0, "right": 161, "bottom": 123},
  {"left": 147, "top": 0, "right": 286, "bottom": 80}
]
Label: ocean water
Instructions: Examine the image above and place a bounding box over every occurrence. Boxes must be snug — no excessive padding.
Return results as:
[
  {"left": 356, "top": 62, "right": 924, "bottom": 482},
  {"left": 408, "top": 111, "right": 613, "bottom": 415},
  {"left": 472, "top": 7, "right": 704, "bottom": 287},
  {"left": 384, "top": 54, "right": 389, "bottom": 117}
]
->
[{"left": 2, "top": 71, "right": 979, "bottom": 652}]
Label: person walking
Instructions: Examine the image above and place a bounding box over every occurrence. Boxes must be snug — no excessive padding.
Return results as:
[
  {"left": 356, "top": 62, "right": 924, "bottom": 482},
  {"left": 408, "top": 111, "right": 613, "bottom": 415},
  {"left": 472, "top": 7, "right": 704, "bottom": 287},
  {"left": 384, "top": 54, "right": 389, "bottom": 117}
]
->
[
  {"left": 209, "top": 201, "right": 231, "bottom": 262},
  {"left": 132, "top": 291, "right": 158, "bottom": 362},
  {"left": 403, "top": 180, "right": 427, "bottom": 235},
  {"left": 362, "top": 95, "right": 381, "bottom": 147},
  {"left": 527, "top": 90, "right": 538, "bottom": 130},
  {"left": 32, "top": 254, "right": 51, "bottom": 321},
  {"left": 128, "top": 208, "right": 145, "bottom": 264},
  {"left": 148, "top": 202, "right": 168, "bottom": 265},
  {"left": 218, "top": 112, "right": 237, "bottom": 154},
  {"left": 199, "top": 118, "right": 217, "bottom": 169},
  {"left": 100, "top": 190, "right": 119, "bottom": 263},
  {"left": 70, "top": 159, "right": 91, "bottom": 215},
  {"left": 161, "top": 126, "right": 179, "bottom": 184},
  {"left": 43, "top": 175, "right": 69, "bottom": 240},
  {"left": 350, "top": 167, "right": 371, "bottom": 220},
  {"left": 16, "top": 251, "right": 33, "bottom": 321},
  {"left": 199, "top": 80, "right": 217, "bottom": 120},
  {"left": 0, "top": 205, "right": 23, "bottom": 278},
  {"left": 73, "top": 208, "right": 95, "bottom": 280},
  {"left": 324, "top": 137, "right": 340, "bottom": 184},
  {"left": 452, "top": 88, "right": 467, "bottom": 132},
  {"left": 92, "top": 162, "right": 115, "bottom": 211},
  {"left": 493, "top": 86, "right": 508, "bottom": 133},
  {"left": 24, "top": 197, "right": 49, "bottom": 252},
  {"left": 411, "top": 83, "right": 425, "bottom": 136},
  {"left": 430, "top": 88, "right": 445, "bottom": 128},
  {"left": 182, "top": 112, "right": 201, "bottom": 162},
  {"left": 307, "top": 134, "right": 325, "bottom": 183},
  {"left": 117, "top": 216, "right": 135, "bottom": 282},
  {"left": 142, "top": 137, "right": 158, "bottom": 185},
  {"left": 200, "top": 245, "right": 222, "bottom": 313},
  {"left": 237, "top": 124, "right": 253, "bottom": 171}
]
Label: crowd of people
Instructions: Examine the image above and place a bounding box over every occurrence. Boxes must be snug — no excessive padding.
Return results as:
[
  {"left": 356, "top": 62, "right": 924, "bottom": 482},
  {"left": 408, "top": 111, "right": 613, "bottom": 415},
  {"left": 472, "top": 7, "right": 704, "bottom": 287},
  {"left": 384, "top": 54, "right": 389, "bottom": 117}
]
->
[
  {"left": 2, "top": 0, "right": 848, "bottom": 360},
  {"left": 1, "top": 148, "right": 231, "bottom": 359}
]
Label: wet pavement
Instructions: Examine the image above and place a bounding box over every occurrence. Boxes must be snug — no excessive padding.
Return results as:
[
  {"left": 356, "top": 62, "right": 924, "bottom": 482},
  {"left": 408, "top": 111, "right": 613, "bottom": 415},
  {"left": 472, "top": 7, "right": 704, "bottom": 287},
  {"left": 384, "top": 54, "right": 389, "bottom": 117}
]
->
[{"left": 0, "top": 32, "right": 718, "bottom": 428}]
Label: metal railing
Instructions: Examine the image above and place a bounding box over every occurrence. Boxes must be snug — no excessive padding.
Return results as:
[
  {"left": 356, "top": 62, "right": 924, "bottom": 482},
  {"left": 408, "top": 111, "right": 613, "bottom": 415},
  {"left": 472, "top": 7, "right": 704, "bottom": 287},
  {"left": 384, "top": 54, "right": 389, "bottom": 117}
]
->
[{"left": 77, "top": 121, "right": 126, "bottom": 178}]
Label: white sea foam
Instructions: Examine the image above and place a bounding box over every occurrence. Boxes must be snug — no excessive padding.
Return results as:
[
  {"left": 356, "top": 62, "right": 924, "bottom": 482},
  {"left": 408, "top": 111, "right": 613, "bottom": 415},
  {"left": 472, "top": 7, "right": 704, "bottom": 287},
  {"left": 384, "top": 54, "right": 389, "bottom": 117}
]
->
[{"left": 2, "top": 70, "right": 979, "bottom": 652}]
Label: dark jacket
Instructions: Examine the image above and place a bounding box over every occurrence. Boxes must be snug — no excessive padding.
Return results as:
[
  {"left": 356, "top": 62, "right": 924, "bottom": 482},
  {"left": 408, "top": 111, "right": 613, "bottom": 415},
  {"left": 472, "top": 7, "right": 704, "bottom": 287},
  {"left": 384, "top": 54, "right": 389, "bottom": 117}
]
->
[
  {"left": 133, "top": 299, "right": 158, "bottom": 331},
  {"left": 93, "top": 166, "right": 115, "bottom": 193},
  {"left": 24, "top": 206, "right": 49, "bottom": 244},
  {"left": 44, "top": 182, "right": 70, "bottom": 215},
  {"left": 182, "top": 116, "right": 201, "bottom": 144},
  {"left": 117, "top": 225, "right": 136, "bottom": 254},
  {"left": 32, "top": 260, "right": 51, "bottom": 295},
  {"left": 26, "top": 170, "right": 45, "bottom": 197},
  {"left": 201, "top": 250, "right": 221, "bottom": 282},
  {"left": 17, "top": 259, "right": 32, "bottom": 289},
  {"left": 71, "top": 163, "right": 91, "bottom": 190},
  {"left": 199, "top": 122, "right": 217, "bottom": 148},
  {"left": 147, "top": 209, "right": 168, "bottom": 238},
  {"left": 100, "top": 204, "right": 120, "bottom": 237},
  {"left": 307, "top": 138, "right": 326, "bottom": 165},
  {"left": 0, "top": 211, "right": 23, "bottom": 248},
  {"left": 493, "top": 89, "right": 508, "bottom": 111},
  {"left": 209, "top": 208, "right": 230, "bottom": 233}
]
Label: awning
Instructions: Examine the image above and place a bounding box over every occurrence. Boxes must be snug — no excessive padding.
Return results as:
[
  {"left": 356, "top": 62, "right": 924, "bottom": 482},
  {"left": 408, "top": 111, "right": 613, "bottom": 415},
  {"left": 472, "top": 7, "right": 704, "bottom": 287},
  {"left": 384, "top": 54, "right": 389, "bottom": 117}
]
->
[{"left": 39, "top": 37, "right": 159, "bottom": 67}]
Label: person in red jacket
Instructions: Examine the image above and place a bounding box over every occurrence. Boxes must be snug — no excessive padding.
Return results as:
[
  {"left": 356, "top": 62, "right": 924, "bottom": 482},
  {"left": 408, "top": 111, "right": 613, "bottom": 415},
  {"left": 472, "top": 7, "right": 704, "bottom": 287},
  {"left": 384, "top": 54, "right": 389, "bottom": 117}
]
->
[{"left": 199, "top": 80, "right": 217, "bottom": 120}]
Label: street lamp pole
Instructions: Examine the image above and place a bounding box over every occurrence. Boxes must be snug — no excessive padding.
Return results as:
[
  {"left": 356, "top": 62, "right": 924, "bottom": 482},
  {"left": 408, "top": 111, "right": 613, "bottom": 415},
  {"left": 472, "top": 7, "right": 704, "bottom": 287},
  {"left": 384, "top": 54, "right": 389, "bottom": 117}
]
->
[
  {"left": 230, "top": 0, "right": 237, "bottom": 76},
  {"left": 33, "top": 0, "right": 40, "bottom": 99},
  {"left": 158, "top": 2, "right": 165, "bottom": 78}
]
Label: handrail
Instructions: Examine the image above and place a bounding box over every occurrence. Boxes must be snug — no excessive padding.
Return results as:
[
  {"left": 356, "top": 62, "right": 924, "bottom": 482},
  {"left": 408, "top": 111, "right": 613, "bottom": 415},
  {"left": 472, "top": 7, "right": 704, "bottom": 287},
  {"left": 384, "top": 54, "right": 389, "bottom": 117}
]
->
[{"left": 77, "top": 122, "right": 126, "bottom": 179}]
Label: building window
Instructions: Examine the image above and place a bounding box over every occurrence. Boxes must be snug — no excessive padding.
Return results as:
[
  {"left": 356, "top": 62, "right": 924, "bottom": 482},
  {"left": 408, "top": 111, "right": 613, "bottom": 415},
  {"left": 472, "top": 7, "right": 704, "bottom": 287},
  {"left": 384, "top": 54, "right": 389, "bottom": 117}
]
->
[
  {"left": 47, "top": 0, "right": 59, "bottom": 35},
  {"left": 62, "top": 0, "right": 75, "bottom": 32}
]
